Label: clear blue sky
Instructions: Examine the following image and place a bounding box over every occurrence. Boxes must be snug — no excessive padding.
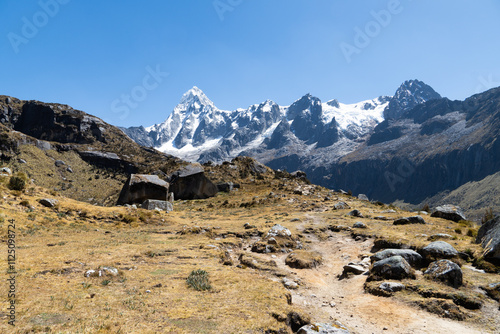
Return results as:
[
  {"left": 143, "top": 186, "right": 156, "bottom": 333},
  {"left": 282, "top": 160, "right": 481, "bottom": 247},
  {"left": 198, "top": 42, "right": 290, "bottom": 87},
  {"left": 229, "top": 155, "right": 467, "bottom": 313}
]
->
[{"left": 1, "top": 0, "right": 500, "bottom": 127}]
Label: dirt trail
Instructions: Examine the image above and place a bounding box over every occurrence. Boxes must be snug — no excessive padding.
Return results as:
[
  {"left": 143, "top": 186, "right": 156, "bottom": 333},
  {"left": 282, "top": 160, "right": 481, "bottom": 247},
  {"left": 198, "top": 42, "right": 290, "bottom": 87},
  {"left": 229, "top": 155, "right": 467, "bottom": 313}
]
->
[{"left": 272, "top": 215, "right": 491, "bottom": 334}]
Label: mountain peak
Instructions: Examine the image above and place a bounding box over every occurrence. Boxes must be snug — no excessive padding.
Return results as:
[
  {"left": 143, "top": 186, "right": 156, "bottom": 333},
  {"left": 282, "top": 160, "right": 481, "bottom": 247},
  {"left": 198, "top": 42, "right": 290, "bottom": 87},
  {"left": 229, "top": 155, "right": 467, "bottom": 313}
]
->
[
  {"left": 178, "top": 86, "right": 215, "bottom": 108},
  {"left": 384, "top": 79, "right": 441, "bottom": 119}
]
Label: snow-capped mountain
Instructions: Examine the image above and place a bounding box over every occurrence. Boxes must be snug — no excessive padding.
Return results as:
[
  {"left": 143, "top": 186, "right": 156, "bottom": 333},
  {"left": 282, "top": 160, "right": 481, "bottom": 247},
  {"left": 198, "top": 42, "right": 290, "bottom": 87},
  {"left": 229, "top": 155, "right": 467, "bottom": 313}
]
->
[{"left": 122, "top": 81, "right": 437, "bottom": 164}]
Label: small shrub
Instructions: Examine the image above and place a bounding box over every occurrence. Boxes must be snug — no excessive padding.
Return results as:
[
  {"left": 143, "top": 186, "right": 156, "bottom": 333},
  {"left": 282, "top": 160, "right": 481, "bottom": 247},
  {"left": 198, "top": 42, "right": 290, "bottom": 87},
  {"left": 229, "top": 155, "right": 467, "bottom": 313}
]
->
[
  {"left": 481, "top": 208, "right": 494, "bottom": 224},
  {"left": 9, "top": 172, "right": 28, "bottom": 191},
  {"left": 467, "top": 228, "right": 478, "bottom": 238},
  {"left": 122, "top": 215, "right": 137, "bottom": 224},
  {"left": 421, "top": 203, "right": 430, "bottom": 212},
  {"left": 186, "top": 269, "right": 211, "bottom": 291},
  {"left": 454, "top": 228, "right": 462, "bottom": 234}
]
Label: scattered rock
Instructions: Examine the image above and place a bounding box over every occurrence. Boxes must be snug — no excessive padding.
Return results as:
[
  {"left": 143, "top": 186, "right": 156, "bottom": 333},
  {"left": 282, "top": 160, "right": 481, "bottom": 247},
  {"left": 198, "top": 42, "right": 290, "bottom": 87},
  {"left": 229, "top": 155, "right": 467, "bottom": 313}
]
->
[
  {"left": 347, "top": 210, "right": 363, "bottom": 217},
  {"left": 38, "top": 198, "right": 58, "bottom": 208},
  {"left": 285, "top": 250, "right": 322, "bottom": 269},
  {"left": 282, "top": 277, "right": 299, "bottom": 289},
  {"left": 370, "top": 249, "right": 423, "bottom": 267},
  {"left": 217, "top": 182, "right": 234, "bottom": 192},
  {"left": 352, "top": 221, "right": 367, "bottom": 229},
  {"left": 0, "top": 167, "right": 12, "bottom": 175},
  {"left": 141, "top": 199, "right": 173, "bottom": 212},
  {"left": 220, "top": 251, "right": 233, "bottom": 266},
  {"left": 267, "top": 224, "right": 292, "bottom": 238},
  {"left": 342, "top": 264, "right": 366, "bottom": 276},
  {"left": 430, "top": 205, "right": 466, "bottom": 222},
  {"left": 117, "top": 174, "right": 169, "bottom": 205},
  {"left": 84, "top": 266, "right": 119, "bottom": 277},
  {"left": 238, "top": 254, "right": 277, "bottom": 271},
  {"left": 168, "top": 164, "right": 218, "bottom": 200},
  {"left": 55, "top": 160, "right": 66, "bottom": 167},
  {"left": 297, "top": 322, "right": 350, "bottom": 334},
  {"left": 18, "top": 159, "right": 27, "bottom": 164},
  {"left": 393, "top": 215, "right": 426, "bottom": 225},
  {"left": 421, "top": 241, "right": 458, "bottom": 262},
  {"left": 428, "top": 233, "right": 453, "bottom": 241},
  {"left": 379, "top": 282, "right": 405, "bottom": 293},
  {"left": 358, "top": 194, "right": 369, "bottom": 201},
  {"left": 250, "top": 160, "right": 268, "bottom": 175},
  {"left": 424, "top": 259, "right": 463, "bottom": 288},
  {"left": 333, "top": 201, "right": 350, "bottom": 210},
  {"left": 66, "top": 167, "right": 73, "bottom": 173},
  {"left": 369, "top": 256, "right": 415, "bottom": 281},
  {"left": 476, "top": 215, "right": 500, "bottom": 262}
]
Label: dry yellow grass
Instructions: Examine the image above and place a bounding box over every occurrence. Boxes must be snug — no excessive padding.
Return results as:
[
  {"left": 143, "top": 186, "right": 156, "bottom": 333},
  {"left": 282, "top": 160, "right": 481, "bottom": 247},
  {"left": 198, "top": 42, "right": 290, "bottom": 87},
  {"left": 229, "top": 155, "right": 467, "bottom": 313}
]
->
[{"left": 0, "top": 172, "right": 498, "bottom": 333}]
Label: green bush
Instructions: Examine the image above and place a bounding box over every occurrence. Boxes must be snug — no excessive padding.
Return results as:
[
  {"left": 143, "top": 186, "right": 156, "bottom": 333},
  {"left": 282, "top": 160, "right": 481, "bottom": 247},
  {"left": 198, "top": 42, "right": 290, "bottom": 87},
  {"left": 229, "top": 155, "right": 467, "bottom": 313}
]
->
[
  {"left": 186, "top": 269, "right": 211, "bottom": 291},
  {"left": 8, "top": 172, "right": 28, "bottom": 191}
]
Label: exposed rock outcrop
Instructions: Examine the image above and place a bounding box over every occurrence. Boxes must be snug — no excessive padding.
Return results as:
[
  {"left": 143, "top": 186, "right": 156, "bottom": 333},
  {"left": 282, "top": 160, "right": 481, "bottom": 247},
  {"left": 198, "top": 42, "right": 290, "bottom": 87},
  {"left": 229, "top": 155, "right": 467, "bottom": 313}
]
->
[
  {"left": 117, "top": 174, "right": 169, "bottom": 205},
  {"left": 476, "top": 215, "right": 500, "bottom": 263},
  {"left": 431, "top": 205, "right": 467, "bottom": 222},
  {"left": 168, "top": 164, "right": 217, "bottom": 200},
  {"left": 424, "top": 259, "right": 463, "bottom": 288}
]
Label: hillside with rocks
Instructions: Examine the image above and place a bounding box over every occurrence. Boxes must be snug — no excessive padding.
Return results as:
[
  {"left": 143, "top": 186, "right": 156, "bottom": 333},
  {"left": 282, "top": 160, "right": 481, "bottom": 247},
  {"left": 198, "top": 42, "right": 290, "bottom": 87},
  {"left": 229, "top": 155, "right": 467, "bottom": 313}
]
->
[
  {"left": 1, "top": 154, "right": 500, "bottom": 333},
  {"left": 121, "top": 81, "right": 500, "bottom": 220}
]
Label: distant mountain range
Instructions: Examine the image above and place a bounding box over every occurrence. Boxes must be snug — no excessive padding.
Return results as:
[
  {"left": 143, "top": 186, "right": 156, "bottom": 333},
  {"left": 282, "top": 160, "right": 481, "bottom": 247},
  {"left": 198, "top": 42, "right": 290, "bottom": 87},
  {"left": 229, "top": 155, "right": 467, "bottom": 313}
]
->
[{"left": 121, "top": 80, "right": 500, "bottom": 219}]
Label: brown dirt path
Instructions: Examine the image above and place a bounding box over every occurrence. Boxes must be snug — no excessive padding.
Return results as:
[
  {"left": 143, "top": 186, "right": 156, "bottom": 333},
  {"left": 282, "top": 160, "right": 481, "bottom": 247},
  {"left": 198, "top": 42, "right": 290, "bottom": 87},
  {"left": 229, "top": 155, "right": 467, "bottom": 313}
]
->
[{"left": 272, "top": 215, "right": 492, "bottom": 334}]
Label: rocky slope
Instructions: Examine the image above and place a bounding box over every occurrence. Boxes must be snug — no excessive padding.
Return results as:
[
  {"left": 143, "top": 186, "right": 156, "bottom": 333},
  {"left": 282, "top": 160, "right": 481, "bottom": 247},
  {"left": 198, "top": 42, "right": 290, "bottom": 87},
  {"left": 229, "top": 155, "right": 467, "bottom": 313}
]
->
[{"left": 0, "top": 95, "right": 184, "bottom": 205}]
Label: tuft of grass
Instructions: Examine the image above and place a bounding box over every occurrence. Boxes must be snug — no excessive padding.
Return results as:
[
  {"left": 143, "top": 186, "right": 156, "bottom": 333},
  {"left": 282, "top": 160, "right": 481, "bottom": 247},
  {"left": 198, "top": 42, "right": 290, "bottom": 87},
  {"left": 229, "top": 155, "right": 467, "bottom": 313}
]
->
[
  {"left": 9, "top": 172, "right": 28, "bottom": 191},
  {"left": 186, "top": 269, "right": 212, "bottom": 291}
]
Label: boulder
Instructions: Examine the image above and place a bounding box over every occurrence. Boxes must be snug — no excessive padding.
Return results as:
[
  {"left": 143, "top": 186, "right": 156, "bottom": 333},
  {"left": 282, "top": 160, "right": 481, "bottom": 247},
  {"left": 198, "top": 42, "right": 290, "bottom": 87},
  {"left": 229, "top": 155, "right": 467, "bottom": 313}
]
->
[
  {"left": 267, "top": 224, "right": 292, "bottom": 238},
  {"left": 369, "top": 256, "right": 415, "bottom": 280},
  {"left": 431, "top": 205, "right": 466, "bottom": 222},
  {"left": 117, "top": 174, "right": 169, "bottom": 205},
  {"left": 54, "top": 160, "right": 66, "bottom": 167},
  {"left": 421, "top": 241, "right": 458, "bottom": 261},
  {"left": 333, "top": 201, "right": 350, "bottom": 210},
  {"left": 352, "top": 221, "right": 367, "bottom": 229},
  {"left": 393, "top": 215, "right": 426, "bottom": 225},
  {"left": 347, "top": 210, "right": 363, "bottom": 217},
  {"left": 250, "top": 160, "right": 268, "bottom": 175},
  {"left": 298, "top": 322, "right": 350, "bottom": 334},
  {"left": 370, "top": 249, "right": 423, "bottom": 267},
  {"left": 38, "top": 198, "right": 58, "bottom": 208},
  {"left": 379, "top": 282, "right": 405, "bottom": 293},
  {"left": 342, "top": 264, "right": 366, "bottom": 276},
  {"left": 424, "top": 259, "right": 463, "bottom": 288},
  {"left": 358, "top": 194, "right": 369, "bottom": 201},
  {"left": 168, "top": 164, "right": 217, "bottom": 200},
  {"left": 141, "top": 199, "right": 173, "bottom": 212},
  {"left": 476, "top": 215, "right": 500, "bottom": 262}
]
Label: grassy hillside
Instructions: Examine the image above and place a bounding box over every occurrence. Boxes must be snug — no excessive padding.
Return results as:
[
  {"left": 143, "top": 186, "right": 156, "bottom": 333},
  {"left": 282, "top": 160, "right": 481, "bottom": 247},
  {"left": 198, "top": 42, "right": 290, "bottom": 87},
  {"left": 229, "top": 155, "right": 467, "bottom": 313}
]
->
[{"left": 0, "top": 164, "right": 499, "bottom": 333}]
